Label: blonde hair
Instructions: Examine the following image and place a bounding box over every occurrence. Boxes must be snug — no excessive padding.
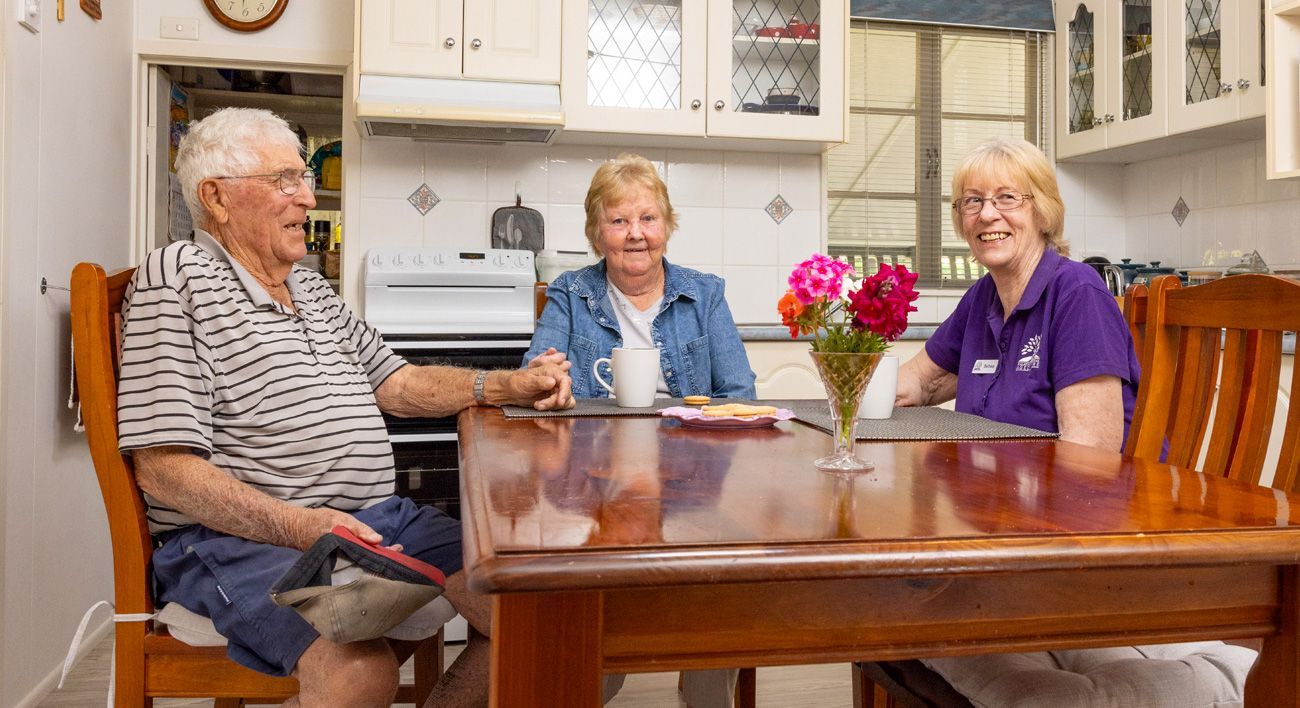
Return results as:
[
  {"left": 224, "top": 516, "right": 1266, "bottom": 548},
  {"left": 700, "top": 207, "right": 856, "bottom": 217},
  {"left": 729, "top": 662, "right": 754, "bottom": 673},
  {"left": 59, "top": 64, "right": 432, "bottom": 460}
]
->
[
  {"left": 950, "top": 137, "right": 1069, "bottom": 257},
  {"left": 583, "top": 153, "right": 678, "bottom": 256}
]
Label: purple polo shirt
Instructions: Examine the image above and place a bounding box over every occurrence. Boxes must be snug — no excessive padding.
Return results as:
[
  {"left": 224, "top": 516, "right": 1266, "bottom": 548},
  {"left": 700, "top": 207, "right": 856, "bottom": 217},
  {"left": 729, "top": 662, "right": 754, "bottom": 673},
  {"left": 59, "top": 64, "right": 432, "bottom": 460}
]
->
[{"left": 925, "top": 248, "right": 1140, "bottom": 441}]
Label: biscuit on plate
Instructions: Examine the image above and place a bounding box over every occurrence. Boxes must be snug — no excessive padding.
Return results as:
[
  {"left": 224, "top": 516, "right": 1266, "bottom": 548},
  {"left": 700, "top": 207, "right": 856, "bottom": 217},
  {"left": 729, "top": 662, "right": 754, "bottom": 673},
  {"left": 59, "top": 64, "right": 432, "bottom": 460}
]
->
[{"left": 683, "top": 395, "right": 711, "bottom": 406}]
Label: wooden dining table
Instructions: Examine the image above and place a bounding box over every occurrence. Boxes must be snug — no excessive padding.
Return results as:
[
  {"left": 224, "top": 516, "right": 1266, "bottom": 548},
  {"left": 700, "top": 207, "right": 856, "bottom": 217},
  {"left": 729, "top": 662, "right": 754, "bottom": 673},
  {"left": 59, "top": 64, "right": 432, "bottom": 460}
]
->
[{"left": 457, "top": 407, "right": 1300, "bottom": 707}]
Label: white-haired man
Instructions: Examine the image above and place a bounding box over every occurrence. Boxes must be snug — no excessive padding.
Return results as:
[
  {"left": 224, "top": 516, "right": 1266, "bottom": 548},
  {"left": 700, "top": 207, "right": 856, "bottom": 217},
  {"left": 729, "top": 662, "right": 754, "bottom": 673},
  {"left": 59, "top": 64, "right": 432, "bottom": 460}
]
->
[{"left": 116, "top": 107, "right": 573, "bottom": 706}]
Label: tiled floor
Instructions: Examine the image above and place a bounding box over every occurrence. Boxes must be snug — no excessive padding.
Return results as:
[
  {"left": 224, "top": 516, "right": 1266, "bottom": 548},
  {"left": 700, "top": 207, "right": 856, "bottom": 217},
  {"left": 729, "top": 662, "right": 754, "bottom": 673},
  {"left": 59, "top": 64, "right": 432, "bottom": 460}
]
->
[{"left": 41, "top": 629, "right": 856, "bottom": 707}]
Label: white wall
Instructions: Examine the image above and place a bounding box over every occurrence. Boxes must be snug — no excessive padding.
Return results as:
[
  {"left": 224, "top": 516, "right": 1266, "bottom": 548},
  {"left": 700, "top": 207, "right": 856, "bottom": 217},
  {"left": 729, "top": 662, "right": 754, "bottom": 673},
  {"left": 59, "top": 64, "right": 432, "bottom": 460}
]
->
[
  {"left": 135, "top": 0, "right": 353, "bottom": 67},
  {"left": 1055, "top": 162, "right": 1129, "bottom": 261},
  {"left": 355, "top": 142, "right": 824, "bottom": 324},
  {"left": 1, "top": 2, "right": 134, "bottom": 705}
]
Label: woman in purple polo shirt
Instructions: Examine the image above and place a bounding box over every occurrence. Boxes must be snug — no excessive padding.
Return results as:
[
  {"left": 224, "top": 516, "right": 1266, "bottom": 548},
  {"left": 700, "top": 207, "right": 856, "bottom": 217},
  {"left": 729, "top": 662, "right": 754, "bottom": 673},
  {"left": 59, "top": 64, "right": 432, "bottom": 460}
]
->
[{"left": 896, "top": 138, "right": 1140, "bottom": 450}]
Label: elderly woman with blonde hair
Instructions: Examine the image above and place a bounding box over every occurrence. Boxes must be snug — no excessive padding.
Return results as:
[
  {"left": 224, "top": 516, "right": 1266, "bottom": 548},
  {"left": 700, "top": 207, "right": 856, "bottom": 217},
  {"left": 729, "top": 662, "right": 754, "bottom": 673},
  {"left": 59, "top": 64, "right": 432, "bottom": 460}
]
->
[
  {"left": 523, "top": 152, "right": 753, "bottom": 707},
  {"left": 524, "top": 152, "right": 755, "bottom": 401},
  {"left": 895, "top": 137, "right": 1139, "bottom": 450}
]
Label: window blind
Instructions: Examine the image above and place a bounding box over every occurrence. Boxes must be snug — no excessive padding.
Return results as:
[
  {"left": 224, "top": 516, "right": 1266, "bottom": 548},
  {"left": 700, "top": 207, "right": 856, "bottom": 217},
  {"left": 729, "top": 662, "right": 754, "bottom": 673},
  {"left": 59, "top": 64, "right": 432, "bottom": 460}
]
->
[{"left": 826, "top": 20, "right": 1050, "bottom": 289}]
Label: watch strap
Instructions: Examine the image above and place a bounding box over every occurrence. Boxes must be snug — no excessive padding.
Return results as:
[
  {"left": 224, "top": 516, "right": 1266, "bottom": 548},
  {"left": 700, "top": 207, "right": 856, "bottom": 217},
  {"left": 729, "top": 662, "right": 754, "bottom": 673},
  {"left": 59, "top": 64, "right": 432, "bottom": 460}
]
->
[{"left": 473, "top": 369, "right": 489, "bottom": 405}]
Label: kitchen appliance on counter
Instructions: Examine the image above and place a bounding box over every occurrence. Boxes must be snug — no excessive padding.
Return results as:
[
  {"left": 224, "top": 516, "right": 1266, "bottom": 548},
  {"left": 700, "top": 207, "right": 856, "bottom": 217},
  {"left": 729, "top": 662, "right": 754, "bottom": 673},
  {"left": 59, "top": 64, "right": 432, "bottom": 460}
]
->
[{"left": 365, "top": 248, "right": 537, "bottom": 643}]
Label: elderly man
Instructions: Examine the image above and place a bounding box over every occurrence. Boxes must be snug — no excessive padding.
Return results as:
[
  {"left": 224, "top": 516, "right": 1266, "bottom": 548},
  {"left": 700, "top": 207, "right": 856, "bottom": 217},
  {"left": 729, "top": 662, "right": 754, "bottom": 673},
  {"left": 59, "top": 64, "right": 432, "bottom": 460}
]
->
[{"left": 115, "top": 107, "right": 573, "bottom": 707}]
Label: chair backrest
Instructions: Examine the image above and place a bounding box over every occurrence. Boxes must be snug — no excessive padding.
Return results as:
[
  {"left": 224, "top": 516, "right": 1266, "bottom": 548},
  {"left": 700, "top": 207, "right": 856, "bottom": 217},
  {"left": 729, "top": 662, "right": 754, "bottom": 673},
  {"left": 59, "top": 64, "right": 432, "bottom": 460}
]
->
[
  {"left": 70, "top": 263, "right": 154, "bottom": 617},
  {"left": 1125, "top": 274, "right": 1300, "bottom": 491},
  {"left": 1120, "top": 283, "right": 1148, "bottom": 358}
]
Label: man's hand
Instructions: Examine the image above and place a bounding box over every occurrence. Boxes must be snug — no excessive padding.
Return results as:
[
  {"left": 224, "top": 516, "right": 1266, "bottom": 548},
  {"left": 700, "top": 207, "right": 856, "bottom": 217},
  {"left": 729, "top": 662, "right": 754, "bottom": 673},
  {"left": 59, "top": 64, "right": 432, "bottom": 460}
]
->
[
  {"left": 497, "top": 361, "right": 575, "bottom": 410},
  {"left": 292, "top": 507, "right": 386, "bottom": 552}
]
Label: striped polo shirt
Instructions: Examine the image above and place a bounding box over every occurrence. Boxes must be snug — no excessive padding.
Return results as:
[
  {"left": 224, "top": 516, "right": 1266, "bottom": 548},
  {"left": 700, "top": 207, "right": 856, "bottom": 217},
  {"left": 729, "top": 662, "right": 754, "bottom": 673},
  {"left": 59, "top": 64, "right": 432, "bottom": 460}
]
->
[{"left": 117, "top": 231, "right": 407, "bottom": 534}]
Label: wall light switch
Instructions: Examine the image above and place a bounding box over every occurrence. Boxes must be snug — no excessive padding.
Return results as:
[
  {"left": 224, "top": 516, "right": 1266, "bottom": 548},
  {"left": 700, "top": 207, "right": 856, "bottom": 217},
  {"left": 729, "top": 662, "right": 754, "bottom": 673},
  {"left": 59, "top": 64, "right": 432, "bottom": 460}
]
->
[
  {"left": 18, "top": 0, "right": 40, "bottom": 33},
  {"left": 160, "top": 16, "right": 199, "bottom": 40}
]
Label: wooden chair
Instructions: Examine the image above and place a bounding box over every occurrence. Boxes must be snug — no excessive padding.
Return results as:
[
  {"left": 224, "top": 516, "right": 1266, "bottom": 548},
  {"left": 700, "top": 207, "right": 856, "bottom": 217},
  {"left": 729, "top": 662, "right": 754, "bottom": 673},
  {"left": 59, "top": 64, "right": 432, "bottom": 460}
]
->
[
  {"left": 1126, "top": 273, "right": 1300, "bottom": 488},
  {"left": 70, "top": 262, "right": 442, "bottom": 706},
  {"left": 850, "top": 275, "right": 1298, "bottom": 708}
]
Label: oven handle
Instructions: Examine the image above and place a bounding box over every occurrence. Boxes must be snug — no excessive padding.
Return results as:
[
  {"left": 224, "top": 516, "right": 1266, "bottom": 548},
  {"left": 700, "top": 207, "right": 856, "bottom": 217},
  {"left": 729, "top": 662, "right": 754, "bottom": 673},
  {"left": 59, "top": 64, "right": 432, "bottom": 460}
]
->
[
  {"left": 386, "top": 340, "right": 531, "bottom": 351},
  {"left": 390, "top": 432, "right": 459, "bottom": 443}
]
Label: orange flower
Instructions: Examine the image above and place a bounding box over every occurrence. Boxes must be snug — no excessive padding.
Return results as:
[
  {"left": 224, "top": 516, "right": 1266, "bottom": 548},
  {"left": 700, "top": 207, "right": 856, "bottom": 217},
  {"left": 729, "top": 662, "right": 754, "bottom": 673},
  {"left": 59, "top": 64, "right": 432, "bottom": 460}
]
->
[{"left": 777, "top": 289, "right": 805, "bottom": 338}]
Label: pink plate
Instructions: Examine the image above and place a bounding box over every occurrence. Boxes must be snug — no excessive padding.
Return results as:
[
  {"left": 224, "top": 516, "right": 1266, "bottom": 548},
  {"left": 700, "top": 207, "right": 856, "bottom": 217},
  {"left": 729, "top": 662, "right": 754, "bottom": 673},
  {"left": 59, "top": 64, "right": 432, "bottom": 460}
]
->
[{"left": 658, "top": 406, "right": 796, "bottom": 430}]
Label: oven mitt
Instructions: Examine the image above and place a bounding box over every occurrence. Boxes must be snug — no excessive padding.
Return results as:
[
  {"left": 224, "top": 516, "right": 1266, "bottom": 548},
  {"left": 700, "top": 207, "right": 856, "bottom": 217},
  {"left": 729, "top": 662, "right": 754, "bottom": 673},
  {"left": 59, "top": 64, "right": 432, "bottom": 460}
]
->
[{"left": 269, "top": 525, "right": 446, "bottom": 644}]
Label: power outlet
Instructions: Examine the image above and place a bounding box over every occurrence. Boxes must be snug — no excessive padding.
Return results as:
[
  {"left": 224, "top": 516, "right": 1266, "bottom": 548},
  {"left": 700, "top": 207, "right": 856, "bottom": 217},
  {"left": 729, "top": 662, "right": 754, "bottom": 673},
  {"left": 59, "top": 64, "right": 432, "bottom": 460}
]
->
[
  {"left": 160, "top": 17, "right": 200, "bottom": 40},
  {"left": 18, "top": 0, "right": 40, "bottom": 33}
]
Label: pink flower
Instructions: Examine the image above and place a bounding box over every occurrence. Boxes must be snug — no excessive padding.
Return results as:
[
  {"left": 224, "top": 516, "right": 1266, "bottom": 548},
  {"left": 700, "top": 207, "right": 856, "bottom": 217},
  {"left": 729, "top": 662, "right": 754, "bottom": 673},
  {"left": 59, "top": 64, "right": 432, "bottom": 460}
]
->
[
  {"left": 787, "top": 254, "right": 854, "bottom": 305},
  {"left": 848, "top": 264, "right": 919, "bottom": 341}
]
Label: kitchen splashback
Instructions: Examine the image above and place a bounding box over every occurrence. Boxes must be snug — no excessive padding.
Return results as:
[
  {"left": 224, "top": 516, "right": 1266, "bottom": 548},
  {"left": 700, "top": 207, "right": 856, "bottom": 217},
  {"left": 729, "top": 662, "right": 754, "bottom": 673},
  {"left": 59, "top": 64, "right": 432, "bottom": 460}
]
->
[{"left": 355, "top": 142, "right": 823, "bottom": 324}]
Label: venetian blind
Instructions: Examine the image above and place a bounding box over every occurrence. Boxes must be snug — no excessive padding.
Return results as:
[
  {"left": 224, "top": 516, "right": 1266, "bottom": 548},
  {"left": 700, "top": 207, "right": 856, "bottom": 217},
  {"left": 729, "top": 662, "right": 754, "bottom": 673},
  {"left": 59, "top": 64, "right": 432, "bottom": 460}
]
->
[{"left": 826, "top": 20, "right": 1050, "bottom": 288}]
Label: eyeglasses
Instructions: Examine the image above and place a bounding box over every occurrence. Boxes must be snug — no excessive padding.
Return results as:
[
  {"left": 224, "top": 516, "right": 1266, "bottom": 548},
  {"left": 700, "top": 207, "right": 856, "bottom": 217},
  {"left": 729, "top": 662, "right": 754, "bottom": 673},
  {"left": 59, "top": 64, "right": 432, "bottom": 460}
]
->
[
  {"left": 952, "top": 192, "right": 1034, "bottom": 215},
  {"left": 213, "top": 168, "right": 316, "bottom": 196}
]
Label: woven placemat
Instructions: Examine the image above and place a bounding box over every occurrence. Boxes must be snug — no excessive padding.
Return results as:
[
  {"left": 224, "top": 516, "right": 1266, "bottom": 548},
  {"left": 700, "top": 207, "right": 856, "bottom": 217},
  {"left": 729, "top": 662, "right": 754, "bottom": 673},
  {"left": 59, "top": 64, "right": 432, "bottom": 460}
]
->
[
  {"left": 795, "top": 406, "right": 1057, "bottom": 441},
  {"left": 501, "top": 398, "right": 789, "bottom": 419}
]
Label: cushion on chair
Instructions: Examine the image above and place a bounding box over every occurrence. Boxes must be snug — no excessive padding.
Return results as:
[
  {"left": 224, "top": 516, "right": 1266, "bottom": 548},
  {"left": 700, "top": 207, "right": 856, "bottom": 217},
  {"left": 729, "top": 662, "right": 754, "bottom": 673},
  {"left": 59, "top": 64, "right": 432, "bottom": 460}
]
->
[
  {"left": 156, "top": 574, "right": 458, "bottom": 647},
  {"left": 920, "top": 641, "right": 1258, "bottom": 708}
]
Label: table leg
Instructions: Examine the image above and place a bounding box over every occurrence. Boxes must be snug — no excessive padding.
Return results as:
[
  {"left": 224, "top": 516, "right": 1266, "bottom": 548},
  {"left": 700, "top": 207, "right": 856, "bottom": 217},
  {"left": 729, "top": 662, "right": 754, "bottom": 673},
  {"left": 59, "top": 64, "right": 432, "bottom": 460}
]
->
[
  {"left": 1247, "top": 566, "right": 1300, "bottom": 707},
  {"left": 490, "top": 590, "right": 603, "bottom": 708}
]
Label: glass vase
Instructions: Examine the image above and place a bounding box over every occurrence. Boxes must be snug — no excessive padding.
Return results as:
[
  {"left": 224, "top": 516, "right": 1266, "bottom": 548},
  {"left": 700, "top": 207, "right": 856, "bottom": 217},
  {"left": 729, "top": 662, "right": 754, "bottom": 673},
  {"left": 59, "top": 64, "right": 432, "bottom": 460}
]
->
[{"left": 809, "top": 351, "right": 882, "bottom": 473}]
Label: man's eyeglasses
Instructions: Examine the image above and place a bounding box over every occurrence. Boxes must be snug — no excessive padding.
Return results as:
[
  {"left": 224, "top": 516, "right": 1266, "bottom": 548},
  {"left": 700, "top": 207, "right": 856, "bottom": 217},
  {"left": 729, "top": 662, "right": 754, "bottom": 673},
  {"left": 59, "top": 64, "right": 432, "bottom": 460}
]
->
[
  {"left": 952, "top": 192, "right": 1034, "bottom": 215},
  {"left": 213, "top": 168, "right": 316, "bottom": 196}
]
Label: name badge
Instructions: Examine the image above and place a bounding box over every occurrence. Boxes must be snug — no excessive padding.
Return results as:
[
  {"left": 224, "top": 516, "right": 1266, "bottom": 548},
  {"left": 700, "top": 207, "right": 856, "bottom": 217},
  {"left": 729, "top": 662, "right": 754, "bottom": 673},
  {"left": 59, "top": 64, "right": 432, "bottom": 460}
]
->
[{"left": 972, "top": 359, "right": 999, "bottom": 375}]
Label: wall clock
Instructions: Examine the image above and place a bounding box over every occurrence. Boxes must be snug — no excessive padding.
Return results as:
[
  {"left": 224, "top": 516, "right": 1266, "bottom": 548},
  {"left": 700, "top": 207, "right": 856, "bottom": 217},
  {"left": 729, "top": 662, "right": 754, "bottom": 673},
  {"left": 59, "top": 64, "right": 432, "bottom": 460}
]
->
[{"left": 202, "top": 0, "right": 289, "bottom": 32}]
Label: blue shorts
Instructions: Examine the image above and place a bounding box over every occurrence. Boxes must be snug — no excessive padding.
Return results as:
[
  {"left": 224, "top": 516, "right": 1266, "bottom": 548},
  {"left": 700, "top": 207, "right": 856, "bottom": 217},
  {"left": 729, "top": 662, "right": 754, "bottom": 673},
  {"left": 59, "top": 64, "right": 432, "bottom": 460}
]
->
[{"left": 152, "top": 496, "right": 462, "bottom": 676}]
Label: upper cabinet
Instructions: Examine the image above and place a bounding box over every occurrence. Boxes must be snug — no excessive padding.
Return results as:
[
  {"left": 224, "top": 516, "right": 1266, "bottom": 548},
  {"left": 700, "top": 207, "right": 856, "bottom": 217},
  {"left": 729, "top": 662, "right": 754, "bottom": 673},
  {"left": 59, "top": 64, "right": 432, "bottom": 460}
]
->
[
  {"left": 561, "top": 0, "right": 845, "bottom": 144},
  {"left": 1056, "top": 0, "right": 1166, "bottom": 159},
  {"left": 1266, "top": 0, "right": 1300, "bottom": 178},
  {"left": 1167, "top": 0, "right": 1264, "bottom": 133},
  {"left": 360, "top": 0, "right": 561, "bottom": 84},
  {"left": 1055, "top": 0, "right": 1265, "bottom": 161}
]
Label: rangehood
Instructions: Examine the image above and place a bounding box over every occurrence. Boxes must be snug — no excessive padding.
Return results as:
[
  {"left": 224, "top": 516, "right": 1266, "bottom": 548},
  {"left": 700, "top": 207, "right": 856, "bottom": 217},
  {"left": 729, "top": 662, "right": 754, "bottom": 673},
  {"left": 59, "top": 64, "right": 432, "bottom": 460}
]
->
[{"left": 356, "top": 75, "right": 563, "bottom": 145}]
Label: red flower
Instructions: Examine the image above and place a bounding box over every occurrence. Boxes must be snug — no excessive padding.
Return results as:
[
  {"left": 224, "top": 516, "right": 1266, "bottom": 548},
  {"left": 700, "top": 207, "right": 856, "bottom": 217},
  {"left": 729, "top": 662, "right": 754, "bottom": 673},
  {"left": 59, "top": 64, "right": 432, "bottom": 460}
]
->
[{"left": 847, "top": 264, "right": 919, "bottom": 341}]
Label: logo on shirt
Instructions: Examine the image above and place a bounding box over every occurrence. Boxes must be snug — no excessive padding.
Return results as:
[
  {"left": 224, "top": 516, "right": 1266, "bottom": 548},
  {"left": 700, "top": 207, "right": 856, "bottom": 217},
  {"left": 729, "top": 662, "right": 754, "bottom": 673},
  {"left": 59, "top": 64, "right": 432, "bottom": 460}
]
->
[{"left": 1016, "top": 334, "right": 1042, "bottom": 372}]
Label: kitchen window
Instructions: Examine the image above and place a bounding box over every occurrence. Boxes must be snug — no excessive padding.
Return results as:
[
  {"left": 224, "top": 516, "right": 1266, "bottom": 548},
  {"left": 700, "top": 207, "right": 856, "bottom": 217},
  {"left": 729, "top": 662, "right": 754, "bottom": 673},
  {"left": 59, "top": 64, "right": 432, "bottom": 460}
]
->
[{"left": 827, "top": 21, "right": 1050, "bottom": 289}]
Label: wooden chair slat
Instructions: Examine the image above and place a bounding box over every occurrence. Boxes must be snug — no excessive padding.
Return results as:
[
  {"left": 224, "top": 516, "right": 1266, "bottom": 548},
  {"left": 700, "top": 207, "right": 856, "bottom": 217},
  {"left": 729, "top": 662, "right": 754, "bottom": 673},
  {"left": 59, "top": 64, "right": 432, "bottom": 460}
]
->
[
  {"left": 1230, "top": 330, "right": 1282, "bottom": 486},
  {"left": 1275, "top": 370, "right": 1300, "bottom": 495},
  {"left": 1203, "top": 329, "right": 1251, "bottom": 477}
]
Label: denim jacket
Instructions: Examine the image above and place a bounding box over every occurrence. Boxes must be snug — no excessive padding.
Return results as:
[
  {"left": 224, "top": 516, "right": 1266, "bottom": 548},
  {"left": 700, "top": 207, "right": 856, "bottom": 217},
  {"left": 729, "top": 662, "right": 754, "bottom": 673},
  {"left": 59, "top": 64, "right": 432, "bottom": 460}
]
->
[{"left": 523, "top": 259, "right": 756, "bottom": 399}]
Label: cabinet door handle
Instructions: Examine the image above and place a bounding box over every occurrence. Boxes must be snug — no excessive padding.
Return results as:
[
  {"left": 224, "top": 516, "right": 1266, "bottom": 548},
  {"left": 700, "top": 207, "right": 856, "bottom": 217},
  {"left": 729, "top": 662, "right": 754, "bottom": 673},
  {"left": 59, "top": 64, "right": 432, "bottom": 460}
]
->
[
  {"left": 471, "top": 38, "right": 482, "bottom": 49},
  {"left": 444, "top": 37, "right": 456, "bottom": 48},
  {"left": 1104, "top": 114, "right": 1115, "bottom": 123},
  {"left": 690, "top": 99, "right": 702, "bottom": 110},
  {"left": 1237, "top": 78, "right": 1251, "bottom": 90},
  {"left": 1092, "top": 117, "right": 1104, "bottom": 126},
  {"left": 714, "top": 100, "right": 725, "bottom": 111},
  {"left": 1219, "top": 82, "right": 1233, "bottom": 93}
]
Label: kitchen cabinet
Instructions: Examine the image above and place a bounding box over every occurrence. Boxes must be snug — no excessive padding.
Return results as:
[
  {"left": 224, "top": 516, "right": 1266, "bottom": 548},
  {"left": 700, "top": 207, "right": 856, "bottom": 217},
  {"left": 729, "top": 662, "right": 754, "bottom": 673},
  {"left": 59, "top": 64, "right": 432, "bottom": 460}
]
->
[
  {"left": 359, "top": 0, "right": 560, "bottom": 84},
  {"left": 1056, "top": 0, "right": 1167, "bottom": 159},
  {"left": 1166, "top": 0, "right": 1264, "bottom": 133},
  {"left": 561, "top": 0, "right": 845, "bottom": 144},
  {"left": 1264, "top": 0, "right": 1300, "bottom": 178}
]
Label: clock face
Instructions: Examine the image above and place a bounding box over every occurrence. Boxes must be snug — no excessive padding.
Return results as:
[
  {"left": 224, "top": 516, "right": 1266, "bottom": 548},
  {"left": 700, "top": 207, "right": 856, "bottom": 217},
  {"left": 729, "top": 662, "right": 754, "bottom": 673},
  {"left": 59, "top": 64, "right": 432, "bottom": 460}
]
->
[{"left": 204, "top": 0, "right": 288, "bottom": 31}]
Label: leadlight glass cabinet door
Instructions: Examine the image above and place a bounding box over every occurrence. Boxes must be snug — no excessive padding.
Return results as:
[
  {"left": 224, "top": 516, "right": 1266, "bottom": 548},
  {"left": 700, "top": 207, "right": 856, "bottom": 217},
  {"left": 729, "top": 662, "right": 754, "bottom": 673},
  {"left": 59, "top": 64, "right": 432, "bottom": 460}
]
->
[
  {"left": 1103, "top": 0, "right": 1167, "bottom": 148},
  {"left": 1168, "top": 0, "right": 1264, "bottom": 132},
  {"left": 561, "top": 0, "right": 708, "bottom": 135},
  {"left": 1056, "top": 1, "right": 1108, "bottom": 157},
  {"left": 704, "top": 0, "right": 845, "bottom": 141}
]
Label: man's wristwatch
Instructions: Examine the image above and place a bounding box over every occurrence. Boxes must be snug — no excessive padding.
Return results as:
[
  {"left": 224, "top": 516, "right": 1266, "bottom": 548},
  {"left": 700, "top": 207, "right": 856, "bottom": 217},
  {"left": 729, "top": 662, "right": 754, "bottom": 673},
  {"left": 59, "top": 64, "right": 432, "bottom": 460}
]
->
[{"left": 473, "top": 369, "right": 489, "bottom": 405}]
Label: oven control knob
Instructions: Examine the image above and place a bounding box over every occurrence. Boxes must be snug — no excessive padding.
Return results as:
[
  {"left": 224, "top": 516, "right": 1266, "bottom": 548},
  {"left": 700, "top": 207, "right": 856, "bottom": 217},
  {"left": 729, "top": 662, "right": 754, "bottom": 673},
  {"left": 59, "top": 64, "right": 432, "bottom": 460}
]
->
[
  {"left": 370, "top": 254, "right": 384, "bottom": 268},
  {"left": 492, "top": 253, "right": 506, "bottom": 266},
  {"left": 393, "top": 254, "right": 405, "bottom": 267},
  {"left": 432, "top": 253, "right": 446, "bottom": 265},
  {"left": 413, "top": 253, "right": 426, "bottom": 267}
]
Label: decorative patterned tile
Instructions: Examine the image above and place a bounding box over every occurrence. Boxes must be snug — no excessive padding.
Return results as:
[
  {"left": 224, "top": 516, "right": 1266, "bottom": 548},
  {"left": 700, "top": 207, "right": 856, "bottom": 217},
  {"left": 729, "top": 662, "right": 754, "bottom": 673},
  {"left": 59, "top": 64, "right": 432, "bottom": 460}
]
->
[
  {"left": 1171, "top": 196, "right": 1190, "bottom": 227},
  {"left": 408, "top": 183, "right": 440, "bottom": 215},
  {"left": 765, "top": 195, "right": 793, "bottom": 224}
]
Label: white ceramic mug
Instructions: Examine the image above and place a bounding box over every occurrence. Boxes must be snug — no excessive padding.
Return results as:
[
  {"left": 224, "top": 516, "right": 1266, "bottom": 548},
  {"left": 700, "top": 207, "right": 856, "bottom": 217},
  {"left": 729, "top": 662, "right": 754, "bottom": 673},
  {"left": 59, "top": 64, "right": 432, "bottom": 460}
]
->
[
  {"left": 593, "top": 347, "right": 660, "bottom": 407},
  {"left": 858, "top": 354, "right": 899, "bottom": 419}
]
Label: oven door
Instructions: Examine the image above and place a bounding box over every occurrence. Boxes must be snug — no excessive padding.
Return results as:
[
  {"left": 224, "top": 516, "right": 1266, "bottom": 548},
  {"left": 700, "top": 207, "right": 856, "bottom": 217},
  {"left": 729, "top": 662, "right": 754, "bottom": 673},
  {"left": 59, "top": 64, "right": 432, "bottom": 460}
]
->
[{"left": 381, "top": 333, "right": 532, "bottom": 519}]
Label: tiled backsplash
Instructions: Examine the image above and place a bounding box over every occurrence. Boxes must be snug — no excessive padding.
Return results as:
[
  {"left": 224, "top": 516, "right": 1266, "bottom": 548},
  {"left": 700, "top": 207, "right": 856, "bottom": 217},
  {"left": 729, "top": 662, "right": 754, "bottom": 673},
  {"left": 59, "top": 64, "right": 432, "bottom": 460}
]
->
[
  {"left": 357, "top": 142, "right": 823, "bottom": 323},
  {"left": 1118, "top": 140, "right": 1300, "bottom": 270}
]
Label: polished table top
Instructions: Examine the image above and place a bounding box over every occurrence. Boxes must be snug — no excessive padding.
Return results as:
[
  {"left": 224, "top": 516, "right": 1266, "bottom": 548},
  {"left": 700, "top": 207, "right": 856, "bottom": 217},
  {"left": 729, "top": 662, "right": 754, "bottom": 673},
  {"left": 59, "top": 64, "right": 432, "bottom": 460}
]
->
[{"left": 459, "top": 408, "right": 1300, "bottom": 594}]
